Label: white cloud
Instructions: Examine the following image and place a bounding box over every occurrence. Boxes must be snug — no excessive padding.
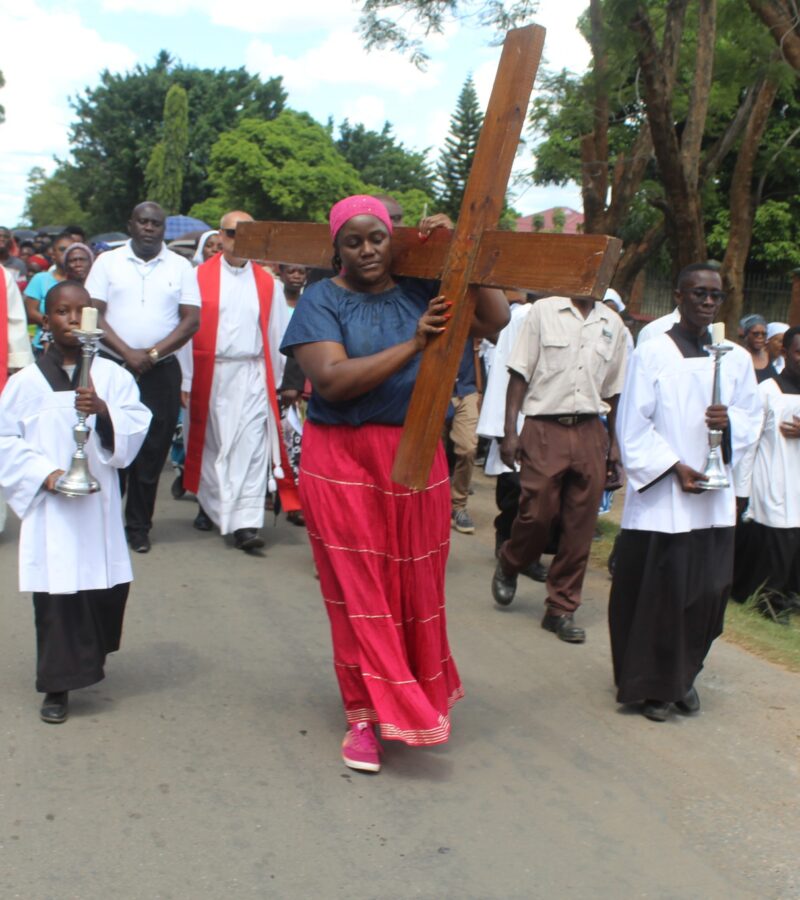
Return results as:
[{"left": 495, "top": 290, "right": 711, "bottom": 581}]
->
[
  {"left": 341, "top": 96, "right": 387, "bottom": 131},
  {"left": 1, "top": 3, "right": 137, "bottom": 225},
  {"left": 100, "top": 0, "right": 359, "bottom": 34},
  {"left": 0, "top": 0, "right": 591, "bottom": 225},
  {"left": 536, "top": 0, "right": 591, "bottom": 74},
  {"left": 245, "top": 28, "right": 442, "bottom": 97}
]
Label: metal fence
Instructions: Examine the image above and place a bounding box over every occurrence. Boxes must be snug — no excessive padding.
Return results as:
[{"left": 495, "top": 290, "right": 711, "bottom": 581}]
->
[{"left": 638, "top": 268, "right": 793, "bottom": 323}]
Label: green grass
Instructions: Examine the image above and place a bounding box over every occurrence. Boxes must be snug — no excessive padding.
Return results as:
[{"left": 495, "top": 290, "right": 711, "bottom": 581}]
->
[
  {"left": 588, "top": 513, "right": 800, "bottom": 673},
  {"left": 590, "top": 516, "right": 619, "bottom": 572},
  {"left": 723, "top": 598, "right": 800, "bottom": 674}
]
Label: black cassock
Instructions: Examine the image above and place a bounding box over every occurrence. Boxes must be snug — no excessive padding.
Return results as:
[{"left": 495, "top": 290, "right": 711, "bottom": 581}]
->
[
  {"left": 30, "top": 348, "right": 128, "bottom": 694},
  {"left": 608, "top": 325, "right": 760, "bottom": 705}
]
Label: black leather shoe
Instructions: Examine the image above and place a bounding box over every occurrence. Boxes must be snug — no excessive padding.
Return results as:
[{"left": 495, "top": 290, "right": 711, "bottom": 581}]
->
[
  {"left": 522, "top": 560, "right": 548, "bottom": 582},
  {"left": 171, "top": 469, "right": 186, "bottom": 500},
  {"left": 643, "top": 699, "right": 670, "bottom": 722},
  {"left": 541, "top": 612, "right": 586, "bottom": 643},
  {"left": 40, "top": 692, "right": 68, "bottom": 724},
  {"left": 193, "top": 508, "right": 213, "bottom": 532},
  {"left": 492, "top": 562, "right": 517, "bottom": 606},
  {"left": 128, "top": 531, "right": 151, "bottom": 553},
  {"left": 675, "top": 686, "right": 700, "bottom": 714},
  {"left": 234, "top": 528, "right": 265, "bottom": 551}
]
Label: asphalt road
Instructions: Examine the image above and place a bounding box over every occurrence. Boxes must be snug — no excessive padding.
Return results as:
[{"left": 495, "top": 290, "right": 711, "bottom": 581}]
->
[{"left": 1, "top": 471, "right": 798, "bottom": 899}]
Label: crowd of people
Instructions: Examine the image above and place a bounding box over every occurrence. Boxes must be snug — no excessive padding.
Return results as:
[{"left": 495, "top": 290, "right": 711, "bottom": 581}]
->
[{"left": 0, "top": 198, "right": 797, "bottom": 773}]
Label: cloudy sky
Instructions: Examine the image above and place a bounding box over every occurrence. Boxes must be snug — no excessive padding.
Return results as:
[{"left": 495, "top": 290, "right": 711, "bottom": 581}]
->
[{"left": 0, "top": 0, "right": 591, "bottom": 227}]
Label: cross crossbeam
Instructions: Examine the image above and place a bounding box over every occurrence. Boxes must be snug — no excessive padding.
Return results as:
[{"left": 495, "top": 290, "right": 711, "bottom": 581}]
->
[{"left": 235, "top": 24, "right": 622, "bottom": 489}]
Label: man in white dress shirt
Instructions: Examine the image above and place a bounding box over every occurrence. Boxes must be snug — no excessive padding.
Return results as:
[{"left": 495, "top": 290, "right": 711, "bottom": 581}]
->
[{"left": 85, "top": 202, "right": 200, "bottom": 553}]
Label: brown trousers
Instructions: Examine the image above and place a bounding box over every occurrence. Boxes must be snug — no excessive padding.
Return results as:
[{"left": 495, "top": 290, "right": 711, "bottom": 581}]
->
[{"left": 499, "top": 416, "right": 607, "bottom": 615}]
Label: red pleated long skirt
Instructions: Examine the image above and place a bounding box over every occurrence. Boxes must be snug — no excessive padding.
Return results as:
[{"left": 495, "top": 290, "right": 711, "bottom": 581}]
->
[{"left": 299, "top": 421, "right": 463, "bottom": 746}]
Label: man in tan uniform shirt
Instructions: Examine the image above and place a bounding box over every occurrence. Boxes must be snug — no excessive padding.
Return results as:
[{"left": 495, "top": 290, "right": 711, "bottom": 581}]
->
[{"left": 492, "top": 294, "right": 627, "bottom": 642}]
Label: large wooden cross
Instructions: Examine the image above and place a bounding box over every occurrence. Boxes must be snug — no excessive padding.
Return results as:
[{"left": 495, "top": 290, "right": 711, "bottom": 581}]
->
[{"left": 235, "top": 25, "right": 622, "bottom": 489}]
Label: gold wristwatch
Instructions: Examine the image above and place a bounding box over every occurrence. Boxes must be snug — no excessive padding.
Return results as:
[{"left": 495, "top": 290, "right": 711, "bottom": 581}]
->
[{"left": 148, "top": 347, "right": 160, "bottom": 363}]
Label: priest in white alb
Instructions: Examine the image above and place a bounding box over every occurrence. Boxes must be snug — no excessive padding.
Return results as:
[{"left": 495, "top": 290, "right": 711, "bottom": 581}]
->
[
  {"left": 183, "top": 210, "right": 300, "bottom": 553},
  {"left": 608, "top": 264, "right": 761, "bottom": 722}
]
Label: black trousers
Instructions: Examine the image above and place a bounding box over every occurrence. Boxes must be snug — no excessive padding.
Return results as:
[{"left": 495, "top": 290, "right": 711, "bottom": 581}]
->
[
  {"left": 119, "top": 356, "right": 181, "bottom": 535},
  {"left": 33, "top": 583, "right": 130, "bottom": 693},
  {"left": 494, "top": 472, "right": 520, "bottom": 542}
]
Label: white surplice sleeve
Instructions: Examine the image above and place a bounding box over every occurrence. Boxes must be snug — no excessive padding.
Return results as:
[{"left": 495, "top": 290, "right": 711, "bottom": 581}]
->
[
  {"left": 5, "top": 272, "right": 34, "bottom": 369},
  {"left": 0, "top": 377, "right": 61, "bottom": 519},
  {"left": 726, "top": 349, "right": 762, "bottom": 466},
  {"left": 618, "top": 346, "right": 681, "bottom": 492},
  {"left": 94, "top": 362, "right": 152, "bottom": 469}
]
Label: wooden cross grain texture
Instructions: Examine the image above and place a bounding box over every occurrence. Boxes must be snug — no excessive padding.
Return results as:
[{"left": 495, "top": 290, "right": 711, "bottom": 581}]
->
[{"left": 235, "top": 25, "right": 623, "bottom": 489}]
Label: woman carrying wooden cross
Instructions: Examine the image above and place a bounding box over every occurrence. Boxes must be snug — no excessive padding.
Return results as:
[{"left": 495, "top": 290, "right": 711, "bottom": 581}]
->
[{"left": 280, "top": 194, "right": 508, "bottom": 773}]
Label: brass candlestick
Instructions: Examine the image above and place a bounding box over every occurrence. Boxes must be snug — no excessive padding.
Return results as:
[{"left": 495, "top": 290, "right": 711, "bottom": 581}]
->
[
  {"left": 698, "top": 341, "right": 733, "bottom": 491},
  {"left": 55, "top": 327, "right": 104, "bottom": 497}
]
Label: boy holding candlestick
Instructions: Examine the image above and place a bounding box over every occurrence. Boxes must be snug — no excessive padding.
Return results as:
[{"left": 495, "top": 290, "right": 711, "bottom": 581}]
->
[
  {"left": 608, "top": 264, "right": 762, "bottom": 722},
  {"left": 0, "top": 282, "right": 151, "bottom": 723}
]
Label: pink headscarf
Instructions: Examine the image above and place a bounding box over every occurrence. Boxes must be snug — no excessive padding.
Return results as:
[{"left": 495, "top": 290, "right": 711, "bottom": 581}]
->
[{"left": 329, "top": 195, "right": 393, "bottom": 241}]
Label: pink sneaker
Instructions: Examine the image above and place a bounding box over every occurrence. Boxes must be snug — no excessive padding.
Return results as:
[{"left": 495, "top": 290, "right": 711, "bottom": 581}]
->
[{"left": 341, "top": 722, "right": 382, "bottom": 772}]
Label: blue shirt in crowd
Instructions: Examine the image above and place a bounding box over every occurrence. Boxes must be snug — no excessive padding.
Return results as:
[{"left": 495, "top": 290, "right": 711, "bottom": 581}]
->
[{"left": 24, "top": 271, "right": 60, "bottom": 350}]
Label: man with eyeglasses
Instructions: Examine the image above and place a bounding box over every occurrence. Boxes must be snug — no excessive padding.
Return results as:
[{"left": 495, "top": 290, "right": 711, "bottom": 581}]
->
[
  {"left": 85, "top": 201, "right": 200, "bottom": 553},
  {"left": 183, "top": 210, "right": 300, "bottom": 553},
  {"left": 608, "top": 263, "right": 762, "bottom": 722}
]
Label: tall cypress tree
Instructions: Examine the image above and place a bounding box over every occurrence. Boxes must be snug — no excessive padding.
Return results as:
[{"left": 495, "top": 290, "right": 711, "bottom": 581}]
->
[
  {"left": 145, "top": 84, "right": 189, "bottom": 214},
  {"left": 436, "top": 75, "right": 484, "bottom": 219}
]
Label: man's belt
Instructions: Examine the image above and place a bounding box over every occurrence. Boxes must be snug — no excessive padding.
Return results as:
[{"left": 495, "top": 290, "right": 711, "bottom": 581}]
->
[{"left": 532, "top": 413, "right": 599, "bottom": 426}]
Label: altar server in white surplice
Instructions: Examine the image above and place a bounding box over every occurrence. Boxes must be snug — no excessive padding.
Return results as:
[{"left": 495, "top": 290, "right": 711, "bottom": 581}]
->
[
  {"left": 608, "top": 264, "right": 761, "bottom": 723},
  {"left": 732, "top": 325, "right": 800, "bottom": 613},
  {"left": 0, "top": 282, "right": 151, "bottom": 724},
  {"left": 183, "top": 210, "right": 300, "bottom": 554}
]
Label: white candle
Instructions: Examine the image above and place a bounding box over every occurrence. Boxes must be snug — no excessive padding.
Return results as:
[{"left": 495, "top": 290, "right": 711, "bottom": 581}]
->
[
  {"left": 80, "top": 306, "right": 98, "bottom": 331},
  {"left": 711, "top": 322, "right": 725, "bottom": 345}
]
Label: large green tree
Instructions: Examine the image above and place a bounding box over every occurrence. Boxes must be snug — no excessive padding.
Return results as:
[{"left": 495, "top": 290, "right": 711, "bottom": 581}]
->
[
  {"left": 436, "top": 74, "right": 484, "bottom": 218},
  {"left": 23, "top": 167, "right": 88, "bottom": 228},
  {"left": 60, "top": 52, "right": 286, "bottom": 230},
  {"left": 531, "top": 0, "right": 795, "bottom": 330},
  {"left": 145, "top": 84, "right": 190, "bottom": 214},
  {"left": 0, "top": 69, "right": 5, "bottom": 124},
  {"left": 191, "top": 110, "right": 366, "bottom": 224},
  {"left": 335, "top": 120, "right": 434, "bottom": 194}
]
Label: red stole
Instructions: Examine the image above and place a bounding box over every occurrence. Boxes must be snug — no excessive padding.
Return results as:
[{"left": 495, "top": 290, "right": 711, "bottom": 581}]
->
[
  {"left": 0, "top": 272, "right": 8, "bottom": 392},
  {"left": 184, "top": 255, "right": 300, "bottom": 511}
]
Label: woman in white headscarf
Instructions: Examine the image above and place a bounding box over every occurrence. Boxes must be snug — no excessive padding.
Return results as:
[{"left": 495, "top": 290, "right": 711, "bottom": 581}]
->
[{"left": 192, "top": 231, "right": 221, "bottom": 267}]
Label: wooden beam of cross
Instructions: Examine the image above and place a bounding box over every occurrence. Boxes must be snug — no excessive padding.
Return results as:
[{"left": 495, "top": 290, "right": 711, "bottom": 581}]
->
[{"left": 235, "top": 25, "right": 622, "bottom": 489}]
